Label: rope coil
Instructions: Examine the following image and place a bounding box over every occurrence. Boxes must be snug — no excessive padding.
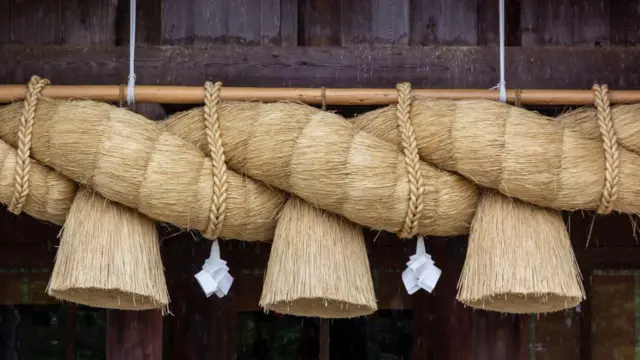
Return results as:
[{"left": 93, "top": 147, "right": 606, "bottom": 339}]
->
[
  {"left": 203, "top": 81, "right": 229, "bottom": 239},
  {"left": 593, "top": 84, "right": 620, "bottom": 215},
  {"left": 8, "top": 75, "right": 49, "bottom": 215},
  {"left": 396, "top": 83, "right": 425, "bottom": 238}
]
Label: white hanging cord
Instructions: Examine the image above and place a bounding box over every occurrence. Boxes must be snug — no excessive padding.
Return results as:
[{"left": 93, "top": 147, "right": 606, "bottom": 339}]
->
[
  {"left": 498, "top": 0, "right": 507, "bottom": 103},
  {"left": 127, "top": 0, "right": 137, "bottom": 105}
]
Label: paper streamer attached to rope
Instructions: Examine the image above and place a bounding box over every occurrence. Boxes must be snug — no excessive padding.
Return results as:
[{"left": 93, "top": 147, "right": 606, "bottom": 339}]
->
[
  {"left": 402, "top": 237, "right": 441, "bottom": 294},
  {"left": 194, "top": 240, "right": 234, "bottom": 298}
]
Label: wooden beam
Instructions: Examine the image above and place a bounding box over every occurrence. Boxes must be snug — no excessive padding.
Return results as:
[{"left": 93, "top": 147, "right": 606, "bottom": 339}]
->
[
  {"left": 2, "top": 45, "right": 640, "bottom": 89},
  {"left": 106, "top": 310, "right": 163, "bottom": 360}
]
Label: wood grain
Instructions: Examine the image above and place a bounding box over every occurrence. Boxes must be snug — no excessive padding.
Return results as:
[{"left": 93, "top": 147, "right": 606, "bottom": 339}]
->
[
  {"left": 106, "top": 310, "right": 163, "bottom": 360},
  {"left": 63, "top": 0, "right": 117, "bottom": 45},
  {"left": 10, "top": 0, "right": 62, "bottom": 44},
  {"left": 410, "top": 0, "right": 478, "bottom": 45}
]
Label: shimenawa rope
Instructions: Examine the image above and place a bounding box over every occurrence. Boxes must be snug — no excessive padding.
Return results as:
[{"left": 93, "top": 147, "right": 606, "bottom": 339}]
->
[
  {"left": 204, "top": 81, "right": 229, "bottom": 239},
  {"left": 396, "top": 82, "right": 425, "bottom": 238},
  {"left": 593, "top": 84, "right": 620, "bottom": 215},
  {"left": 8, "top": 75, "right": 49, "bottom": 215}
]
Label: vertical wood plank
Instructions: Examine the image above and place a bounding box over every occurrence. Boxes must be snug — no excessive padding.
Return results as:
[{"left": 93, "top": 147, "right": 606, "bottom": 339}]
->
[
  {"left": 340, "top": 0, "right": 372, "bottom": 45},
  {"left": 371, "top": 0, "right": 410, "bottom": 44},
  {"left": 611, "top": 0, "right": 640, "bottom": 45},
  {"left": 319, "top": 319, "right": 330, "bottom": 360},
  {"left": 162, "top": 0, "right": 195, "bottom": 45},
  {"left": 10, "top": 0, "right": 62, "bottom": 44},
  {"left": 280, "top": 0, "right": 299, "bottom": 46},
  {"left": 106, "top": 310, "right": 163, "bottom": 360},
  {"left": 261, "top": 0, "right": 283, "bottom": 44},
  {"left": 573, "top": 0, "right": 610, "bottom": 46},
  {"left": 62, "top": 0, "right": 117, "bottom": 45},
  {"left": 410, "top": 291, "right": 431, "bottom": 360},
  {"left": 537, "top": 0, "right": 575, "bottom": 45},
  {"left": 410, "top": 0, "right": 478, "bottom": 45},
  {"left": 227, "top": 0, "right": 261, "bottom": 44},
  {"left": 0, "top": 1, "right": 10, "bottom": 44},
  {"left": 299, "top": 0, "right": 341, "bottom": 45},
  {"left": 520, "top": 0, "right": 537, "bottom": 46},
  {"left": 117, "top": 0, "right": 162, "bottom": 45},
  {"left": 478, "top": 0, "right": 521, "bottom": 46},
  {"left": 194, "top": 0, "right": 229, "bottom": 44},
  {"left": 473, "top": 312, "right": 520, "bottom": 360},
  {"left": 65, "top": 304, "right": 77, "bottom": 360}
]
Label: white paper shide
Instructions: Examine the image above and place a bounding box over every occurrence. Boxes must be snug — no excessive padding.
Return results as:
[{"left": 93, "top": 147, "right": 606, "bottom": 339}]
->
[
  {"left": 194, "top": 240, "right": 234, "bottom": 298},
  {"left": 402, "top": 237, "right": 441, "bottom": 294}
]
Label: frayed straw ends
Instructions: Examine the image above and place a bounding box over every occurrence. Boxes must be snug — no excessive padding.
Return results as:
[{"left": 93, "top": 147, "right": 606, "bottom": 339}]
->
[
  {"left": 47, "top": 187, "right": 169, "bottom": 310},
  {"left": 259, "top": 195, "right": 377, "bottom": 318},
  {"left": 457, "top": 190, "right": 584, "bottom": 314}
]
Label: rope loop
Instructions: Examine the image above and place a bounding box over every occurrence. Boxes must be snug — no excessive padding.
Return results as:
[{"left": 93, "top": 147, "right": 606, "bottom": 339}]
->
[
  {"left": 593, "top": 84, "right": 620, "bottom": 215},
  {"left": 203, "top": 81, "right": 228, "bottom": 239},
  {"left": 9, "top": 75, "right": 50, "bottom": 215},
  {"left": 395, "top": 82, "right": 425, "bottom": 238}
]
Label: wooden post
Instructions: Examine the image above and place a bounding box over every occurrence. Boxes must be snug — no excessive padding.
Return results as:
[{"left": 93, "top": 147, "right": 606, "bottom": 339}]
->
[
  {"left": 106, "top": 310, "right": 163, "bottom": 360},
  {"left": 65, "top": 304, "right": 77, "bottom": 360}
]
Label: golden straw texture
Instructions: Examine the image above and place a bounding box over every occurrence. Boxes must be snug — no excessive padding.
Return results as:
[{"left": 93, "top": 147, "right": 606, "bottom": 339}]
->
[
  {"left": 164, "top": 101, "right": 478, "bottom": 236},
  {"left": 0, "top": 138, "right": 76, "bottom": 225},
  {"left": 353, "top": 98, "right": 640, "bottom": 214},
  {"left": 47, "top": 187, "right": 169, "bottom": 310},
  {"left": 0, "top": 99, "right": 285, "bottom": 241},
  {"left": 457, "top": 189, "right": 584, "bottom": 313},
  {"left": 260, "top": 195, "right": 377, "bottom": 318}
]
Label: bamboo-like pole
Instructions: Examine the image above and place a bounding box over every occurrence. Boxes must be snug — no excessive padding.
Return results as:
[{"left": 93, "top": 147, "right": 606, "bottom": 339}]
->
[{"left": 1, "top": 85, "right": 640, "bottom": 105}]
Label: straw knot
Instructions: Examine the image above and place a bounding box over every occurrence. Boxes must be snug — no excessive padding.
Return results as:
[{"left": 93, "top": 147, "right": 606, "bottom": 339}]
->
[
  {"left": 593, "top": 84, "right": 619, "bottom": 215},
  {"left": 396, "top": 82, "right": 424, "bottom": 238},
  {"left": 8, "top": 75, "right": 49, "bottom": 215},
  {"left": 203, "top": 81, "right": 228, "bottom": 239}
]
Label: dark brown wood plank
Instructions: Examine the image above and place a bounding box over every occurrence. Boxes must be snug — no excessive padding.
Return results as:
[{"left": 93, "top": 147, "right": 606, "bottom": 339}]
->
[
  {"left": 106, "top": 310, "right": 163, "bottom": 360},
  {"left": 66, "top": 304, "right": 77, "bottom": 360},
  {"left": 536, "top": 0, "right": 575, "bottom": 45},
  {"left": 161, "top": 0, "right": 195, "bottom": 45},
  {"left": 228, "top": 0, "right": 262, "bottom": 45},
  {"left": 611, "top": 0, "right": 640, "bottom": 45},
  {"left": 62, "top": 0, "right": 118, "bottom": 45},
  {"left": 340, "top": 0, "right": 372, "bottom": 44},
  {"left": 299, "top": 0, "right": 341, "bottom": 45},
  {"left": 4, "top": 45, "right": 640, "bottom": 90},
  {"left": 477, "top": 0, "right": 521, "bottom": 46},
  {"left": 473, "top": 312, "right": 519, "bottom": 360},
  {"left": 573, "top": 0, "right": 610, "bottom": 46},
  {"left": 280, "top": 0, "right": 298, "bottom": 46},
  {"left": 410, "top": 0, "right": 478, "bottom": 45},
  {"left": 260, "top": 0, "right": 283, "bottom": 45},
  {"left": 10, "top": 0, "right": 62, "bottom": 44},
  {"left": 519, "top": 0, "right": 537, "bottom": 46},
  {"left": 371, "top": 0, "right": 410, "bottom": 44},
  {"left": 0, "top": 0, "right": 10, "bottom": 44},
  {"left": 193, "top": 0, "right": 229, "bottom": 44},
  {"left": 117, "top": 0, "right": 162, "bottom": 45}
]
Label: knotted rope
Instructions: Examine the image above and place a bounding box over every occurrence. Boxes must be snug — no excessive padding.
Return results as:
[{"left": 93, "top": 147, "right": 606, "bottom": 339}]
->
[
  {"left": 203, "top": 81, "right": 229, "bottom": 239},
  {"left": 396, "top": 83, "right": 425, "bottom": 238},
  {"left": 593, "top": 84, "right": 620, "bottom": 215},
  {"left": 8, "top": 75, "right": 49, "bottom": 215}
]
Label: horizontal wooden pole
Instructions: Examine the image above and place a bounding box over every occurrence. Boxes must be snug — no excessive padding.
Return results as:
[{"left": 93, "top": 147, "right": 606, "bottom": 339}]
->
[
  {"left": 1, "top": 45, "right": 640, "bottom": 91},
  {"left": 1, "top": 85, "right": 640, "bottom": 105}
]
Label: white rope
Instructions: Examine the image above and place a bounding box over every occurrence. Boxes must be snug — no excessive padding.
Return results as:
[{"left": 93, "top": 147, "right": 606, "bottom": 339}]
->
[
  {"left": 498, "top": 0, "right": 506, "bottom": 103},
  {"left": 127, "top": 0, "right": 137, "bottom": 105}
]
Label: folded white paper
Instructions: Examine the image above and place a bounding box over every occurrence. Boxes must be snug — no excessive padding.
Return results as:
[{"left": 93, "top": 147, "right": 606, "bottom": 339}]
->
[
  {"left": 402, "top": 237, "right": 441, "bottom": 294},
  {"left": 195, "top": 240, "right": 234, "bottom": 298}
]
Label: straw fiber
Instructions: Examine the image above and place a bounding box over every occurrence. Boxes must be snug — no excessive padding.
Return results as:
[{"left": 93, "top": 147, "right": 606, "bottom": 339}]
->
[
  {"left": 0, "top": 137, "right": 75, "bottom": 225},
  {"left": 47, "top": 187, "right": 169, "bottom": 310},
  {"left": 0, "top": 99, "right": 286, "bottom": 241},
  {"left": 259, "top": 195, "right": 377, "bottom": 318},
  {"left": 456, "top": 189, "right": 584, "bottom": 313},
  {"left": 163, "top": 101, "right": 478, "bottom": 237},
  {"left": 353, "top": 98, "right": 640, "bottom": 214}
]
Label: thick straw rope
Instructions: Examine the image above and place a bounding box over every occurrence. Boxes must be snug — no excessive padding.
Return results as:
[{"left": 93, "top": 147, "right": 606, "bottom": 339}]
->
[
  {"left": 593, "top": 84, "right": 620, "bottom": 215},
  {"left": 396, "top": 83, "right": 425, "bottom": 238},
  {"left": 8, "top": 75, "right": 49, "bottom": 215},
  {"left": 204, "top": 81, "right": 228, "bottom": 239}
]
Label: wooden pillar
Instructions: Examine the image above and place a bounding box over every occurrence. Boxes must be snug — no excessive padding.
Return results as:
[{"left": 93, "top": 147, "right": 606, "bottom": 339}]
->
[{"left": 106, "top": 310, "right": 163, "bottom": 360}]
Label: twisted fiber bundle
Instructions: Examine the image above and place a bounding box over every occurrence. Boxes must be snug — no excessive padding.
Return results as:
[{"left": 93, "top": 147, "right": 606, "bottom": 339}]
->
[
  {"left": 0, "top": 138, "right": 76, "bottom": 224},
  {"left": 0, "top": 99, "right": 286, "bottom": 241},
  {"left": 163, "top": 101, "right": 478, "bottom": 236},
  {"left": 353, "top": 98, "right": 640, "bottom": 213}
]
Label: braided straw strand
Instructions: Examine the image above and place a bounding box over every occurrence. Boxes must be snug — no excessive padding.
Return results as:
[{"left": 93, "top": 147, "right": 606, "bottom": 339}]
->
[
  {"left": 8, "top": 75, "right": 50, "bottom": 215},
  {"left": 396, "top": 82, "right": 425, "bottom": 238},
  {"left": 204, "top": 81, "right": 229, "bottom": 239},
  {"left": 593, "top": 84, "right": 620, "bottom": 215}
]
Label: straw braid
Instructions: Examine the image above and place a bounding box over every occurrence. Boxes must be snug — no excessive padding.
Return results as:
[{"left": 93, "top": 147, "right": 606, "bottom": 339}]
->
[
  {"left": 396, "top": 82, "right": 424, "bottom": 238},
  {"left": 8, "top": 75, "right": 49, "bottom": 215},
  {"left": 203, "top": 81, "right": 228, "bottom": 239},
  {"left": 593, "top": 84, "right": 620, "bottom": 215}
]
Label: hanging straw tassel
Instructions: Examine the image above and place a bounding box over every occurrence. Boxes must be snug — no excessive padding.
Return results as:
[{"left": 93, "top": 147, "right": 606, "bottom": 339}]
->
[
  {"left": 259, "top": 195, "right": 377, "bottom": 318},
  {"left": 47, "top": 187, "right": 169, "bottom": 310},
  {"left": 457, "top": 189, "right": 585, "bottom": 313}
]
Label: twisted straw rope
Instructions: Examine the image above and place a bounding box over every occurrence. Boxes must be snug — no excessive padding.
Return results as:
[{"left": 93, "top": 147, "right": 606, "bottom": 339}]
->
[
  {"left": 593, "top": 84, "right": 620, "bottom": 215},
  {"left": 396, "top": 83, "right": 425, "bottom": 238},
  {"left": 203, "top": 81, "right": 229, "bottom": 239},
  {"left": 8, "top": 75, "right": 50, "bottom": 215}
]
